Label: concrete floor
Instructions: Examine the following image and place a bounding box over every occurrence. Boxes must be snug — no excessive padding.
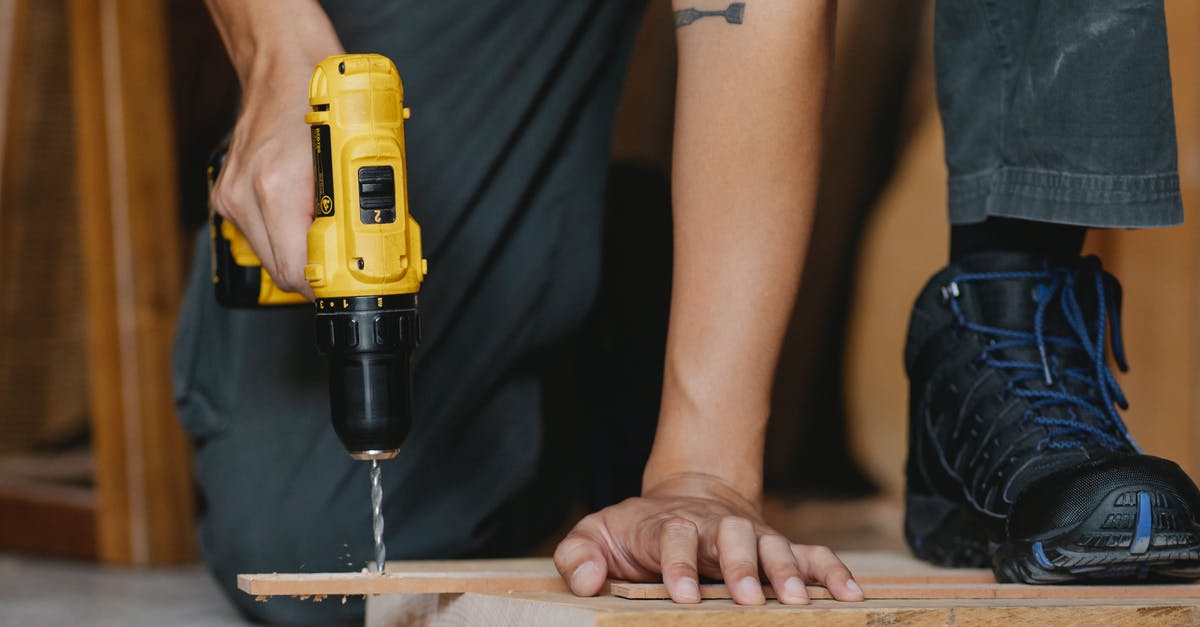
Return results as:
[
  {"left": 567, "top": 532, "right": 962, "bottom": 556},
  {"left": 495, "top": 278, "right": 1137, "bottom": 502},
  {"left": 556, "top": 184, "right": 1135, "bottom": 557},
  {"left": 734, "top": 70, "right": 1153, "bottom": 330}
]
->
[{"left": 0, "top": 553, "right": 252, "bottom": 626}]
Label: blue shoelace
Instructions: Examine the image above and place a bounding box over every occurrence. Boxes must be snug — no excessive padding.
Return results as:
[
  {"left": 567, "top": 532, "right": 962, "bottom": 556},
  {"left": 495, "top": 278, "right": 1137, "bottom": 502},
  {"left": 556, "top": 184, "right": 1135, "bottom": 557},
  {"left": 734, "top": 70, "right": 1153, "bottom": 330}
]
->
[{"left": 944, "top": 262, "right": 1140, "bottom": 453}]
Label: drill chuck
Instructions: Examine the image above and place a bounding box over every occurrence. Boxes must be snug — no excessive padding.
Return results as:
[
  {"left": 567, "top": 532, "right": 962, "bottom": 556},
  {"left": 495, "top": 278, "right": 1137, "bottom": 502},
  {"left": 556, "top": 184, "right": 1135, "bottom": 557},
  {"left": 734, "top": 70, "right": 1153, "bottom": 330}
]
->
[{"left": 316, "top": 295, "right": 420, "bottom": 459}]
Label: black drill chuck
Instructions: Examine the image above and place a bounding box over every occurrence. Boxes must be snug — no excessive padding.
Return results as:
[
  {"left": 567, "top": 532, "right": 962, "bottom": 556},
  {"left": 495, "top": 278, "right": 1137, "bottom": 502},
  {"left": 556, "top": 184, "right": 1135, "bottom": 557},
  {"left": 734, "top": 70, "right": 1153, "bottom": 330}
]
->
[{"left": 315, "top": 295, "right": 419, "bottom": 459}]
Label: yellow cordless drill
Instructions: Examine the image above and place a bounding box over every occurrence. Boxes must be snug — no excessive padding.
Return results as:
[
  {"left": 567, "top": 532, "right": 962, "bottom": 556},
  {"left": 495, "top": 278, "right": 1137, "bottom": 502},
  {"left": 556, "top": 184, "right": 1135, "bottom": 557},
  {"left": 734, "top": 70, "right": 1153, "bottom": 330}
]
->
[{"left": 208, "top": 53, "right": 426, "bottom": 571}]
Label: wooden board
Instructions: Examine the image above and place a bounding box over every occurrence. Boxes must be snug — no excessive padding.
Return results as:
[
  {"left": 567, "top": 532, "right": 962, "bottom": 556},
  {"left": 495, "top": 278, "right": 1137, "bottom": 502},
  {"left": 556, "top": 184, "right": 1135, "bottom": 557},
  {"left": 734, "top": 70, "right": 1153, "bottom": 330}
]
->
[
  {"left": 239, "top": 558, "right": 567, "bottom": 598},
  {"left": 239, "top": 552, "right": 986, "bottom": 598},
  {"left": 367, "top": 592, "right": 1200, "bottom": 627},
  {"left": 242, "top": 565, "right": 1200, "bottom": 603},
  {"left": 237, "top": 552, "right": 1200, "bottom": 625},
  {"left": 610, "top": 581, "right": 1200, "bottom": 601},
  {"left": 240, "top": 552, "right": 1200, "bottom": 602}
]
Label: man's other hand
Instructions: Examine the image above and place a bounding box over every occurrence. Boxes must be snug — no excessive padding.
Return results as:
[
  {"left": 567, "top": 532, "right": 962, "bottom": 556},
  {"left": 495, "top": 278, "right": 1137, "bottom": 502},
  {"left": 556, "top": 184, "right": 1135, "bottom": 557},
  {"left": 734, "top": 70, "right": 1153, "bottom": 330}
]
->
[{"left": 552, "top": 473, "right": 864, "bottom": 605}]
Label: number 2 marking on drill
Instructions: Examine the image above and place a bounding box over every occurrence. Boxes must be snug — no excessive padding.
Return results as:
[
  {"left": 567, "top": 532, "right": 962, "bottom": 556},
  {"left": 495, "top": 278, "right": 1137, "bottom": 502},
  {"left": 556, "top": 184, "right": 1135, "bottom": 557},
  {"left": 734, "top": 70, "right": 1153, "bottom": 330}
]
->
[{"left": 374, "top": 210, "right": 381, "bottom": 223}]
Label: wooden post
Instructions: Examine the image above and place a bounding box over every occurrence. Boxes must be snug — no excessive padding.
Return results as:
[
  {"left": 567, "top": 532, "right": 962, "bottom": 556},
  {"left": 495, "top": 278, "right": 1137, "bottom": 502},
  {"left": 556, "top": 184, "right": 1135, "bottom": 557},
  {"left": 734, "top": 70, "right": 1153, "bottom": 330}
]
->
[
  {"left": 67, "top": 0, "right": 196, "bottom": 565},
  {"left": 0, "top": 0, "right": 23, "bottom": 199}
]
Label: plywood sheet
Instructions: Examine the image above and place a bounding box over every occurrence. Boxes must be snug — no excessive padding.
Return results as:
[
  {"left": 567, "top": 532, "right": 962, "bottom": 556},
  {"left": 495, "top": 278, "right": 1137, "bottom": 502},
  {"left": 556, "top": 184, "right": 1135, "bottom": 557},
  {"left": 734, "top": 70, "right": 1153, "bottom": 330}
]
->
[
  {"left": 610, "top": 581, "right": 1200, "bottom": 601},
  {"left": 237, "top": 552, "right": 1200, "bottom": 625},
  {"left": 240, "top": 552, "right": 1200, "bottom": 602}
]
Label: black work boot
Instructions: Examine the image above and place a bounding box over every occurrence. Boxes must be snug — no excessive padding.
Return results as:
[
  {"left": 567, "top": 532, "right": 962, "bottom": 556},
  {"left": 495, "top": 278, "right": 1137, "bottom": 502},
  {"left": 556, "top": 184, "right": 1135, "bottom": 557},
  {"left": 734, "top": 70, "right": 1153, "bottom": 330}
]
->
[{"left": 904, "top": 252, "right": 1200, "bottom": 582}]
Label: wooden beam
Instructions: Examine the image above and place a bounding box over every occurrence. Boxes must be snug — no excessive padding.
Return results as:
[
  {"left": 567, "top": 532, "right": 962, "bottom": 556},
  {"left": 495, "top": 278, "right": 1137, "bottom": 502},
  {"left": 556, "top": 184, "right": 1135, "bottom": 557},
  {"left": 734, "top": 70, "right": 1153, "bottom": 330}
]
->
[
  {"left": 67, "top": 0, "right": 195, "bottom": 565},
  {"left": 366, "top": 593, "right": 1200, "bottom": 627},
  {"left": 0, "top": 0, "right": 24, "bottom": 200}
]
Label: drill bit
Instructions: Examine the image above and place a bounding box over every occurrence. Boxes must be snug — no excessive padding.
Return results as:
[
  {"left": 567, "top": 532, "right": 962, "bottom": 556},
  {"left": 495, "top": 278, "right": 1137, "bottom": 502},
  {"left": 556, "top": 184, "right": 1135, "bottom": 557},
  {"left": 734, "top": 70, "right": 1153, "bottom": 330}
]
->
[{"left": 370, "top": 459, "right": 386, "bottom": 573}]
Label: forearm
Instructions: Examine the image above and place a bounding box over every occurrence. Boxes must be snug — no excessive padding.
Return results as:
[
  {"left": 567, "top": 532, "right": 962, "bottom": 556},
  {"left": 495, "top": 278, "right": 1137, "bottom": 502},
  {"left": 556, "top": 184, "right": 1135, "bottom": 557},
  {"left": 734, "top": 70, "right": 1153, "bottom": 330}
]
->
[
  {"left": 643, "top": 0, "right": 835, "bottom": 504},
  {"left": 205, "top": 0, "right": 342, "bottom": 88}
]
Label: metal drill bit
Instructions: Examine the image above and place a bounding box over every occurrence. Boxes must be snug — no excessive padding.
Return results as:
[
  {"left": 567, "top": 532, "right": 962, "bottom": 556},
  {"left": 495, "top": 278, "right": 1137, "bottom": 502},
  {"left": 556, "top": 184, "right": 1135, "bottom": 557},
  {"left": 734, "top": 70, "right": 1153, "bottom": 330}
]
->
[{"left": 370, "top": 460, "right": 386, "bottom": 573}]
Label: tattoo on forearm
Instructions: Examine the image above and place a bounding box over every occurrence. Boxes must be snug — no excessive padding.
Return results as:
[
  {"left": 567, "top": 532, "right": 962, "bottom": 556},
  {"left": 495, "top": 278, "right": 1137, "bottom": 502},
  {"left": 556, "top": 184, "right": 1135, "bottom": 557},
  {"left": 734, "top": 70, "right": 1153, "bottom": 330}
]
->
[{"left": 674, "top": 2, "right": 745, "bottom": 29}]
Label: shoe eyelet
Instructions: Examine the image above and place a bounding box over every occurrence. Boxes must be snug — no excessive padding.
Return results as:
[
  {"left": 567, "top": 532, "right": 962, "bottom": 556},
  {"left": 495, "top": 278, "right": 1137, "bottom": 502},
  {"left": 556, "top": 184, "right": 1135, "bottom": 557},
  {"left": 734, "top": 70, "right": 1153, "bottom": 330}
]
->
[{"left": 939, "top": 281, "right": 961, "bottom": 307}]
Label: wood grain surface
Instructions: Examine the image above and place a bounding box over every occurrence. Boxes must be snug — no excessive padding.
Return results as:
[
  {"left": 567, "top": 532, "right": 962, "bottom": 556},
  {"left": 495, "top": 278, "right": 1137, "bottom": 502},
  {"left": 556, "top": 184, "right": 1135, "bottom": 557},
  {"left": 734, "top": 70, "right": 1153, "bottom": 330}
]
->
[
  {"left": 241, "top": 552, "right": 1200, "bottom": 602},
  {"left": 368, "top": 592, "right": 1200, "bottom": 627},
  {"left": 239, "top": 558, "right": 568, "bottom": 597},
  {"left": 235, "top": 552, "right": 1200, "bottom": 625},
  {"left": 67, "top": 0, "right": 196, "bottom": 565},
  {"left": 610, "top": 581, "right": 1200, "bottom": 601}
]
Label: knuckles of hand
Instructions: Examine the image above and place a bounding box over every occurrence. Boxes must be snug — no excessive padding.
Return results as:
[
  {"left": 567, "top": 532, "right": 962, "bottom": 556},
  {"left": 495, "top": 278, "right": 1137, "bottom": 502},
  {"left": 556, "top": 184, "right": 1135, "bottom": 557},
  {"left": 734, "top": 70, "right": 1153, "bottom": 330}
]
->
[
  {"left": 272, "top": 259, "right": 304, "bottom": 292},
  {"left": 659, "top": 516, "right": 699, "bottom": 538},
  {"left": 716, "top": 515, "right": 756, "bottom": 538},
  {"left": 251, "top": 168, "right": 293, "bottom": 208},
  {"left": 806, "top": 545, "right": 837, "bottom": 559},
  {"left": 553, "top": 535, "right": 597, "bottom": 562},
  {"left": 722, "top": 558, "right": 759, "bottom": 574},
  {"left": 756, "top": 533, "right": 789, "bottom": 548},
  {"left": 210, "top": 181, "right": 240, "bottom": 223}
]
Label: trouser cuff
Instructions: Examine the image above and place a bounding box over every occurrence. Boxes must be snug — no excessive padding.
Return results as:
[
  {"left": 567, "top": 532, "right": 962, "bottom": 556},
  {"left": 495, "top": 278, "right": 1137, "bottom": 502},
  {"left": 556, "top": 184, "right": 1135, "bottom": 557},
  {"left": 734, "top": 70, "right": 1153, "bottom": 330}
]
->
[{"left": 948, "top": 167, "right": 1182, "bottom": 228}]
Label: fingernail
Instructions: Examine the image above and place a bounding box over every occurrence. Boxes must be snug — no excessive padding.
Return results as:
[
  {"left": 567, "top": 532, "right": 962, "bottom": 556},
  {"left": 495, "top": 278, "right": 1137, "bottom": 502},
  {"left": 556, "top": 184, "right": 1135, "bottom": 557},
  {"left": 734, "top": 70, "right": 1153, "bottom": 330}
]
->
[
  {"left": 677, "top": 576, "right": 700, "bottom": 603},
  {"left": 736, "top": 576, "right": 765, "bottom": 604},
  {"left": 571, "top": 562, "right": 599, "bottom": 591},
  {"left": 783, "top": 577, "right": 809, "bottom": 603},
  {"left": 846, "top": 578, "right": 864, "bottom": 599}
]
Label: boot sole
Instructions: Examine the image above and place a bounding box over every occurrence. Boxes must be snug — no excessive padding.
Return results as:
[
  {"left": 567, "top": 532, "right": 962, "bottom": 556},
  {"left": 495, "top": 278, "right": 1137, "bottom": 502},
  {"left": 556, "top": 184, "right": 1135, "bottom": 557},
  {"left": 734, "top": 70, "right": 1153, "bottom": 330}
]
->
[
  {"left": 907, "top": 486, "right": 1200, "bottom": 582},
  {"left": 994, "top": 487, "right": 1200, "bottom": 583}
]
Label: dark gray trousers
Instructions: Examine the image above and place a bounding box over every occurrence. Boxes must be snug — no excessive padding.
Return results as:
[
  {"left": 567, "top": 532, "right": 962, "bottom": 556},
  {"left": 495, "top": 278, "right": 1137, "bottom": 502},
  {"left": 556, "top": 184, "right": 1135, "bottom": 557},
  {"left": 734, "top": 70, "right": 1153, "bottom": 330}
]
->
[{"left": 936, "top": 0, "right": 1181, "bottom": 226}]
